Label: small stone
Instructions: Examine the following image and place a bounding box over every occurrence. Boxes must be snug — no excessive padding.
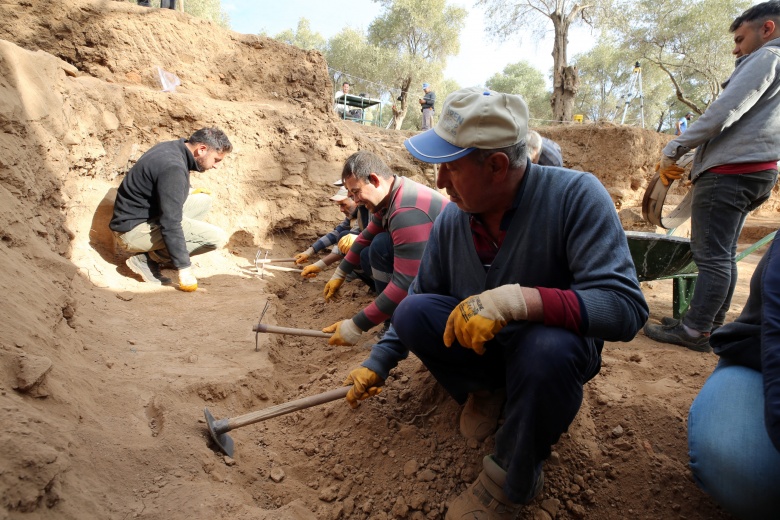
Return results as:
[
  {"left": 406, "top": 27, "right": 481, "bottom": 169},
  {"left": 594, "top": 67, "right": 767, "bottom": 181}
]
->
[
  {"left": 417, "top": 469, "right": 436, "bottom": 482},
  {"left": 223, "top": 456, "right": 236, "bottom": 466},
  {"left": 466, "top": 438, "right": 480, "bottom": 449},
  {"left": 318, "top": 485, "right": 339, "bottom": 502},
  {"left": 409, "top": 492, "right": 426, "bottom": 510},
  {"left": 612, "top": 425, "right": 624, "bottom": 438},
  {"left": 403, "top": 459, "right": 419, "bottom": 477},
  {"left": 540, "top": 498, "right": 561, "bottom": 517},
  {"left": 269, "top": 467, "right": 285, "bottom": 482},
  {"left": 116, "top": 292, "right": 134, "bottom": 301},
  {"left": 548, "top": 451, "right": 561, "bottom": 466},
  {"left": 391, "top": 497, "right": 409, "bottom": 518}
]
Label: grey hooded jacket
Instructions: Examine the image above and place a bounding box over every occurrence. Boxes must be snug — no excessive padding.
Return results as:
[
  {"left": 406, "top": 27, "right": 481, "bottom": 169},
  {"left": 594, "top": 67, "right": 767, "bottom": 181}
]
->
[{"left": 663, "top": 37, "right": 780, "bottom": 180}]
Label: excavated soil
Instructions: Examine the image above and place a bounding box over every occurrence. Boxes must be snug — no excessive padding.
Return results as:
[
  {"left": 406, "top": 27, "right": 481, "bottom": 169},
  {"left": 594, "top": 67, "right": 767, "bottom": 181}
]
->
[{"left": 1, "top": 1, "right": 779, "bottom": 519}]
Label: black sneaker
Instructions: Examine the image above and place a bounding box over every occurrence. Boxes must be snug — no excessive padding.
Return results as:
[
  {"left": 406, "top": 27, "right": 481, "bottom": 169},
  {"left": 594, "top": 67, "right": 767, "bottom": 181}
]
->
[
  {"left": 644, "top": 322, "right": 711, "bottom": 353},
  {"left": 126, "top": 253, "right": 172, "bottom": 285},
  {"left": 661, "top": 316, "right": 681, "bottom": 327}
]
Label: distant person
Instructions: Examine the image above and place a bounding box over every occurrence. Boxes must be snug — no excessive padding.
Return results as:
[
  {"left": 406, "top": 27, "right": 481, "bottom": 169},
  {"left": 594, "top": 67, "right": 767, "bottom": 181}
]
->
[
  {"left": 335, "top": 82, "right": 363, "bottom": 121},
  {"left": 137, "top": 0, "right": 150, "bottom": 6},
  {"left": 295, "top": 186, "right": 372, "bottom": 288},
  {"left": 162, "top": 0, "right": 177, "bottom": 9},
  {"left": 419, "top": 83, "right": 435, "bottom": 131},
  {"left": 110, "top": 127, "right": 232, "bottom": 291},
  {"left": 675, "top": 112, "right": 694, "bottom": 135},
  {"left": 688, "top": 236, "right": 780, "bottom": 519},
  {"left": 645, "top": 1, "right": 780, "bottom": 352},
  {"left": 527, "top": 130, "right": 563, "bottom": 167}
]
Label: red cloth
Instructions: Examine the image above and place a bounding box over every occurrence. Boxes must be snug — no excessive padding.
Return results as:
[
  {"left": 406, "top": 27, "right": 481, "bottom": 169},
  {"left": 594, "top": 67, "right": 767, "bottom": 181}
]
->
[
  {"left": 536, "top": 287, "right": 583, "bottom": 334},
  {"left": 709, "top": 161, "right": 778, "bottom": 174}
]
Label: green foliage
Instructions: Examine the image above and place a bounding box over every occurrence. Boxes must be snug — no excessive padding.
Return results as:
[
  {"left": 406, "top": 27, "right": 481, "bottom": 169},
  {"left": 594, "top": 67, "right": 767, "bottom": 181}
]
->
[
  {"left": 609, "top": 0, "right": 751, "bottom": 113},
  {"left": 486, "top": 61, "right": 552, "bottom": 122},
  {"left": 274, "top": 18, "right": 327, "bottom": 52}
]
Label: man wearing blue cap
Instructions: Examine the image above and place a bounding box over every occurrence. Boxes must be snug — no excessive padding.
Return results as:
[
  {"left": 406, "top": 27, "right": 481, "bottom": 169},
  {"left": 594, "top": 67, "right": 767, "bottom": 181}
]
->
[
  {"left": 419, "top": 83, "right": 435, "bottom": 130},
  {"left": 341, "top": 87, "right": 648, "bottom": 518}
]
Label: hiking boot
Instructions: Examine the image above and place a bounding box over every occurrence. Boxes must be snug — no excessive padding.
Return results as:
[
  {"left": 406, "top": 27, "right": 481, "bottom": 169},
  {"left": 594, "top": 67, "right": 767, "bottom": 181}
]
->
[
  {"left": 644, "top": 321, "right": 711, "bottom": 353},
  {"left": 460, "top": 390, "right": 505, "bottom": 442},
  {"left": 126, "top": 253, "right": 172, "bottom": 285},
  {"left": 446, "top": 455, "right": 542, "bottom": 519},
  {"left": 661, "top": 316, "right": 680, "bottom": 327}
]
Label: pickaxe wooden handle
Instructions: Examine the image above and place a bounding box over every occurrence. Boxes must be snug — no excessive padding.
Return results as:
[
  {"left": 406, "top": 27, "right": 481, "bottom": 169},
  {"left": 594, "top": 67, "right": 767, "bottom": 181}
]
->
[{"left": 253, "top": 323, "right": 331, "bottom": 338}]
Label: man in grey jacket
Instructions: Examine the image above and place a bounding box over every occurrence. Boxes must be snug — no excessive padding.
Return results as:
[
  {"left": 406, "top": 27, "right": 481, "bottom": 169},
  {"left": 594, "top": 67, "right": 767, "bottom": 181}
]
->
[
  {"left": 646, "top": 1, "right": 780, "bottom": 352},
  {"left": 342, "top": 88, "right": 648, "bottom": 519}
]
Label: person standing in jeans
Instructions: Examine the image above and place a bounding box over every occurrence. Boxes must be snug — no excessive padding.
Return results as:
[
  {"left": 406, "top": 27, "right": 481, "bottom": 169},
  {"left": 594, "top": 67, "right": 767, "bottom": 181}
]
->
[{"left": 645, "top": 1, "right": 780, "bottom": 352}]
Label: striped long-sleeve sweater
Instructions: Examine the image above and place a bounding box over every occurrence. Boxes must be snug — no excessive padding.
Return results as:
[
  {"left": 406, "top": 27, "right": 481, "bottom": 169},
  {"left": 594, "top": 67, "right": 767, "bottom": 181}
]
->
[{"left": 338, "top": 176, "right": 448, "bottom": 331}]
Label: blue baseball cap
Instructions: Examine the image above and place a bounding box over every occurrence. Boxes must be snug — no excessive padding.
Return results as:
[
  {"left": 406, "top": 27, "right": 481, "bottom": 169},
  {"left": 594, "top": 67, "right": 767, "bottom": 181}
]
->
[
  {"left": 404, "top": 87, "right": 529, "bottom": 164},
  {"left": 422, "top": 83, "right": 430, "bottom": 89}
]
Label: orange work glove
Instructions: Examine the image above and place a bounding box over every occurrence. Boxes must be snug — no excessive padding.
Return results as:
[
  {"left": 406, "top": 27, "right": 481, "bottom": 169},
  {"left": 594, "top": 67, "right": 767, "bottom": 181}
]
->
[
  {"left": 301, "top": 264, "right": 322, "bottom": 279},
  {"left": 322, "top": 319, "right": 362, "bottom": 346},
  {"left": 338, "top": 234, "right": 358, "bottom": 255},
  {"left": 178, "top": 267, "right": 198, "bottom": 292},
  {"left": 655, "top": 155, "right": 686, "bottom": 187},
  {"left": 344, "top": 367, "right": 384, "bottom": 408},
  {"left": 444, "top": 285, "right": 528, "bottom": 355},
  {"left": 323, "top": 277, "right": 344, "bottom": 301},
  {"left": 294, "top": 247, "right": 315, "bottom": 265}
]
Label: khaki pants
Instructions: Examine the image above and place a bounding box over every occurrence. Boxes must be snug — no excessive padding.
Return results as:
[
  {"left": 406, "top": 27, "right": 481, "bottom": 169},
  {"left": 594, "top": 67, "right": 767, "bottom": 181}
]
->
[{"left": 113, "top": 193, "right": 227, "bottom": 265}]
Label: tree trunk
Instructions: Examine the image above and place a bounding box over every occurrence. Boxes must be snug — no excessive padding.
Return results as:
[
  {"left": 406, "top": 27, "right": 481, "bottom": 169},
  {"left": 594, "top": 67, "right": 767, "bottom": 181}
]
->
[
  {"left": 550, "top": 13, "right": 578, "bottom": 122},
  {"left": 392, "top": 77, "right": 412, "bottom": 130}
]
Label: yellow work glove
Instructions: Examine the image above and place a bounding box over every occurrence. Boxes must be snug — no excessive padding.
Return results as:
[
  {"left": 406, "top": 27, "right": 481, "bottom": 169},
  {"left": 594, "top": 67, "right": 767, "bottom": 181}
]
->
[
  {"left": 344, "top": 367, "right": 384, "bottom": 409},
  {"left": 191, "top": 187, "right": 211, "bottom": 195},
  {"left": 294, "top": 247, "right": 315, "bottom": 265},
  {"left": 323, "top": 277, "right": 344, "bottom": 301},
  {"left": 338, "top": 234, "right": 358, "bottom": 255},
  {"left": 655, "top": 161, "right": 686, "bottom": 187},
  {"left": 322, "top": 319, "right": 362, "bottom": 346},
  {"left": 178, "top": 267, "right": 198, "bottom": 292},
  {"left": 444, "top": 285, "right": 528, "bottom": 355},
  {"left": 301, "top": 262, "right": 323, "bottom": 279}
]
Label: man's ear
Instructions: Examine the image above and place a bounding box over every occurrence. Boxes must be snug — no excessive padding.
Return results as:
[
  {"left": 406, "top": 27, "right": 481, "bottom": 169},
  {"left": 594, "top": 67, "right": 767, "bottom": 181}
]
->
[
  {"left": 193, "top": 144, "right": 208, "bottom": 157},
  {"left": 763, "top": 20, "right": 777, "bottom": 38},
  {"left": 368, "top": 172, "right": 382, "bottom": 188},
  {"left": 486, "top": 152, "right": 511, "bottom": 179}
]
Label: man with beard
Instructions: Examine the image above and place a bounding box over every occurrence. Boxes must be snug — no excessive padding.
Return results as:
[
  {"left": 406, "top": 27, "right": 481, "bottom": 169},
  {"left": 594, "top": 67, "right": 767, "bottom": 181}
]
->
[{"left": 110, "top": 127, "right": 232, "bottom": 291}]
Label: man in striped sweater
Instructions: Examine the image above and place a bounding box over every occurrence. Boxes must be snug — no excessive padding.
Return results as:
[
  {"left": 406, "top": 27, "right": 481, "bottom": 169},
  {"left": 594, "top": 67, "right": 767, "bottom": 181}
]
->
[{"left": 321, "top": 150, "right": 449, "bottom": 345}]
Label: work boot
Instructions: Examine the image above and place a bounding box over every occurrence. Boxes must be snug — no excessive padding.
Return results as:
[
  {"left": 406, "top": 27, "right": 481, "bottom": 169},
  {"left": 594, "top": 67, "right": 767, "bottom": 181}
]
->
[
  {"left": 126, "top": 253, "right": 172, "bottom": 285},
  {"left": 446, "top": 455, "right": 542, "bottom": 519},
  {"left": 644, "top": 321, "right": 711, "bottom": 353},
  {"left": 460, "top": 390, "right": 505, "bottom": 442},
  {"left": 660, "top": 316, "right": 680, "bottom": 327}
]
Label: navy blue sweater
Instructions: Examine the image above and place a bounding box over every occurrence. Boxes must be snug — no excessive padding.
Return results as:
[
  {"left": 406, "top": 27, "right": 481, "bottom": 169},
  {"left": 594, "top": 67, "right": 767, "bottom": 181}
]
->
[{"left": 110, "top": 139, "right": 196, "bottom": 269}]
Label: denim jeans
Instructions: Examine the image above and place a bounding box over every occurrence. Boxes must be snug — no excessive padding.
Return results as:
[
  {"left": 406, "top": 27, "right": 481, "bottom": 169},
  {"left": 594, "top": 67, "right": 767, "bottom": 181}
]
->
[
  {"left": 684, "top": 170, "right": 777, "bottom": 332},
  {"left": 392, "top": 294, "right": 602, "bottom": 504},
  {"left": 689, "top": 361, "right": 780, "bottom": 519},
  {"left": 362, "top": 231, "right": 393, "bottom": 296}
]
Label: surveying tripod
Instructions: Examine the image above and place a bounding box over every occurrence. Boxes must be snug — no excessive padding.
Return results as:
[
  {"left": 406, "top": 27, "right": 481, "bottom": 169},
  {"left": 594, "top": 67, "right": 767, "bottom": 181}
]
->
[{"left": 620, "top": 61, "right": 645, "bottom": 128}]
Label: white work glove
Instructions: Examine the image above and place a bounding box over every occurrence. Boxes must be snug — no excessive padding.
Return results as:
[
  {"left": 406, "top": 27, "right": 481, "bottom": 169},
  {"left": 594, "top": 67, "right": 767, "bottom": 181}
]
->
[
  {"left": 322, "top": 319, "right": 363, "bottom": 346},
  {"left": 294, "top": 247, "right": 316, "bottom": 265},
  {"left": 178, "top": 267, "right": 198, "bottom": 292},
  {"left": 444, "top": 285, "right": 528, "bottom": 355}
]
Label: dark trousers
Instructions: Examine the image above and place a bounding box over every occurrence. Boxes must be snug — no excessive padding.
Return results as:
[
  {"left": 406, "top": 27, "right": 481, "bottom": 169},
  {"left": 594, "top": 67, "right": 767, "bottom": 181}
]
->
[
  {"left": 393, "top": 293, "right": 601, "bottom": 503},
  {"left": 685, "top": 170, "right": 777, "bottom": 331},
  {"left": 361, "top": 232, "right": 393, "bottom": 296}
]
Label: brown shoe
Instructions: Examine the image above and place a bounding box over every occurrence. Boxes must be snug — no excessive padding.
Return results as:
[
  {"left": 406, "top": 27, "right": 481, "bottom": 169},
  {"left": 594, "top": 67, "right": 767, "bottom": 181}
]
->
[
  {"left": 460, "top": 390, "right": 505, "bottom": 442},
  {"left": 445, "top": 456, "right": 521, "bottom": 520}
]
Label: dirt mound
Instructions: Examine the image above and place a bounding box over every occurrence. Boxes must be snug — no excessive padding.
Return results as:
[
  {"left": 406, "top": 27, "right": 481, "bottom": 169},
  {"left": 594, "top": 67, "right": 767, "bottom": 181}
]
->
[{"left": 0, "top": 1, "right": 777, "bottom": 519}]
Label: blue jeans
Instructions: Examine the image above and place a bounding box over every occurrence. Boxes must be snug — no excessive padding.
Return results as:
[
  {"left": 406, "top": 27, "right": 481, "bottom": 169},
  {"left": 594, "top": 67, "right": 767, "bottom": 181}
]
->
[
  {"left": 361, "top": 232, "right": 393, "bottom": 296},
  {"left": 684, "top": 170, "right": 777, "bottom": 332},
  {"left": 689, "top": 361, "right": 780, "bottom": 519},
  {"left": 392, "top": 294, "right": 602, "bottom": 504}
]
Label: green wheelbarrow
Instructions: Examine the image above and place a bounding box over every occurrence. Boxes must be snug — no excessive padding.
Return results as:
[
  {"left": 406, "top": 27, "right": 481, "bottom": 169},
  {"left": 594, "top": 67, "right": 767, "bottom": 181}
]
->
[{"left": 626, "top": 230, "right": 776, "bottom": 319}]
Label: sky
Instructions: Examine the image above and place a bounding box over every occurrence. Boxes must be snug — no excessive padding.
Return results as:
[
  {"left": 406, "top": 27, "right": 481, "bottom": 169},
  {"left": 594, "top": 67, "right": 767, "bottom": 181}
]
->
[{"left": 223, "top": 0, "right": 596, "bottom": 89}]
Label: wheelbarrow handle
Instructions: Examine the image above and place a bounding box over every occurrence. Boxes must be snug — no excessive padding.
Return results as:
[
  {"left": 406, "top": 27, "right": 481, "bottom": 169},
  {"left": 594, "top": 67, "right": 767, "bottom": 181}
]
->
[
  {"left": 219, "top": 386, "right": 351, "bottom": 433},
  {"left": 253, "top": 323, "right": 331, "bottom": 338}
]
